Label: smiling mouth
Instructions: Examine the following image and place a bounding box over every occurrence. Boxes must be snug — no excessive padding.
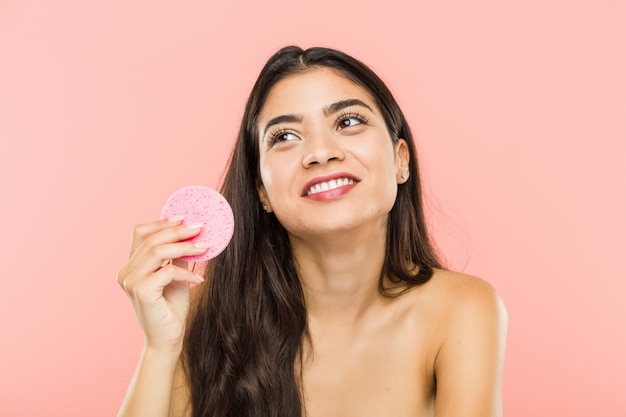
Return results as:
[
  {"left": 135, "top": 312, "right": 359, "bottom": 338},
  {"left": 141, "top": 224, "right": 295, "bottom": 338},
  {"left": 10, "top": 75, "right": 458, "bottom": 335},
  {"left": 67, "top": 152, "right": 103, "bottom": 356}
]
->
[{"left": 305, "top": 178, "right": 357, "bottom": 196}]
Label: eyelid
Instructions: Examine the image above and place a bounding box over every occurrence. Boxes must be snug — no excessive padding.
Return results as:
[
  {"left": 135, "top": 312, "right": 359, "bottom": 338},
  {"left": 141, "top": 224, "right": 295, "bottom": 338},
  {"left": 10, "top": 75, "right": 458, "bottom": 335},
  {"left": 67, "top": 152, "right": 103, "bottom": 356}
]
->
[
  {"left": 266, "top": 127, "right": 299, "bottom": 148},
  {"left": 335, "top": 110, "right": 369, "bottom": 128},
  {"left": 264, "top": 108, "right": 369, "bottom": 147}
]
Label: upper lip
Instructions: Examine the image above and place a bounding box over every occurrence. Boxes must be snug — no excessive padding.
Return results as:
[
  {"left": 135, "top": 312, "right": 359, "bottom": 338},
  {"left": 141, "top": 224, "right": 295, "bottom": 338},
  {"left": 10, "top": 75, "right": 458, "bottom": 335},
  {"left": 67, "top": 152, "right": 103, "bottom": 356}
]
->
[{"left": 301, "top": 172, "right": 360, "bottom": 196}]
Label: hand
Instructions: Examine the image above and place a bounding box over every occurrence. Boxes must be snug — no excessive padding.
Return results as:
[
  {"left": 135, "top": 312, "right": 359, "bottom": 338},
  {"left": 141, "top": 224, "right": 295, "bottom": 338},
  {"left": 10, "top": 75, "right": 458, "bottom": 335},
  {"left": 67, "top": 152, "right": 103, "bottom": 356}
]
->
[{"left": 117, "top": 216, "right": 208, "bottom": 351}]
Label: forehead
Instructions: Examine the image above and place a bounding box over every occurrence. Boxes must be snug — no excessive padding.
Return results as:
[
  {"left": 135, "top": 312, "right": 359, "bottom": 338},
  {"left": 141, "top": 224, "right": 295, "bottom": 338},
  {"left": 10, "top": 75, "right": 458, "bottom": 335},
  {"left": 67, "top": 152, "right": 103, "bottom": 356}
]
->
[{"left": 259, "top": 67, "right": 377, "bottom": 120}]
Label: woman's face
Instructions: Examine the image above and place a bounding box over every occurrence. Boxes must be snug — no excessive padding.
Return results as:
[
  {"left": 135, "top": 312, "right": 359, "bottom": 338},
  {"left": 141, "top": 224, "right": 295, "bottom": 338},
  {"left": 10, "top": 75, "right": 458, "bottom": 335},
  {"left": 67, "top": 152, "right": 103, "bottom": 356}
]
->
[{"left": 256, "top": 67, "right": 409, "bottom": 239}]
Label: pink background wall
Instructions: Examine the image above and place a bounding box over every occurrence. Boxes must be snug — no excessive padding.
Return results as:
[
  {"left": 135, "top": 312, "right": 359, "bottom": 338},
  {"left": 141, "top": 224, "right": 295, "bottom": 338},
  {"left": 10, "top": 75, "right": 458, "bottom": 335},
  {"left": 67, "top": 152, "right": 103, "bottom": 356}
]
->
[{"left": 1, "top": 0, "right": 624, "bottom": 415}]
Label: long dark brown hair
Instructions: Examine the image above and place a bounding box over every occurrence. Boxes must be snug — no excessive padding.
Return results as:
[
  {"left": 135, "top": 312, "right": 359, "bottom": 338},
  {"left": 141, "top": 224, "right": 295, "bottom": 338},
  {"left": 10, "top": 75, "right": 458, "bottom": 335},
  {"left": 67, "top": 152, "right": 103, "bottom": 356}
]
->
[{"left": 183, "top": 45, "right": 443, "bottom": 417}]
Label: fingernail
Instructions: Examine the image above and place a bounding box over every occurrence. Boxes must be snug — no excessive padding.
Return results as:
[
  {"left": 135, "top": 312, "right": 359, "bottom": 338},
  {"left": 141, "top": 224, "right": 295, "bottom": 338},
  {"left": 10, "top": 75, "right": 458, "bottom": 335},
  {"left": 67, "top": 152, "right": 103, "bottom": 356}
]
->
[
  {"left": 194, "top": 242, "right": 210, "bottom": 249},
  {"left": 167, "top": 215, "right": 185, "bottom": 223},
  {"left": 194, "top": 274, "right": 205, "bottom": 282},
  {"left": 186, "top": 222, "right": 204, "bottom": 230}
]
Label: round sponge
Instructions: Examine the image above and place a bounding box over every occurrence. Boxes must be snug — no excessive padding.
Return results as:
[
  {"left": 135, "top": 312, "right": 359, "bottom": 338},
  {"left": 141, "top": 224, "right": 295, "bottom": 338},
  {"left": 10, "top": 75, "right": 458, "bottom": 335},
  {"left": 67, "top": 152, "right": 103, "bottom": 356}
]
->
[{"left": 160, "top": 185, "right": 234, "bottom": 262}]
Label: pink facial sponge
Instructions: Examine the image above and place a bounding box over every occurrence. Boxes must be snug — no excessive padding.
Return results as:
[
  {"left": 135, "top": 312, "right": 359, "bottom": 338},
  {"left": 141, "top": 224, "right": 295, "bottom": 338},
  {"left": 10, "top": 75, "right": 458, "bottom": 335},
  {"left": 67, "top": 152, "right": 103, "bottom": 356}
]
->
[{"left": 160, "top": 185, "right": 234, "bottom": 262}]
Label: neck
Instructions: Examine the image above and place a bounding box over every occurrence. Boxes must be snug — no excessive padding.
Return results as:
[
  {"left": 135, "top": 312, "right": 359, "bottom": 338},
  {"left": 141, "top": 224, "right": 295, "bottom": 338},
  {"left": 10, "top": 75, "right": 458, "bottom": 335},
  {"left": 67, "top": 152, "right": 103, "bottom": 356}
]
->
[{"left": 289, "top": 222, "right": 388, "bottom": 326}]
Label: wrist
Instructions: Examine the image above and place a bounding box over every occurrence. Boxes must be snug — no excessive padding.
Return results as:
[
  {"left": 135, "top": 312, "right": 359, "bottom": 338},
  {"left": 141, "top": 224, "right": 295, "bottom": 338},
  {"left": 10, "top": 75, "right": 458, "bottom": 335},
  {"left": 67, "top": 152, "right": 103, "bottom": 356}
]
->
[{"left": 142, "top": 342, "right": 183, "bottom": 363}]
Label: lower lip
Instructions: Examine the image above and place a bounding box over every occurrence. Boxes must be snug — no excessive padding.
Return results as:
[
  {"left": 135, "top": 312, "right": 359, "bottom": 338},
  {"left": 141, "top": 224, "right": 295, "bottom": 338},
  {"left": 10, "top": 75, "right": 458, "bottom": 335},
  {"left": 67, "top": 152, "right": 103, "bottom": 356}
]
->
[{"left": 304, "top": 183, "right": 358, "bottom": 202}]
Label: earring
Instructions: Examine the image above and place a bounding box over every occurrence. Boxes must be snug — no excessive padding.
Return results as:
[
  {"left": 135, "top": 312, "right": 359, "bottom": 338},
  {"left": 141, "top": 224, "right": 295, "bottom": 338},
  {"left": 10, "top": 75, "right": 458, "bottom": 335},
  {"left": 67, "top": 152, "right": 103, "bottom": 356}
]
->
[
  {"left": 262, "top": 204, "right": 267, "bottom": 212},
  {"left": 401, "top": 172, "right": 409, "bottom": 180}
]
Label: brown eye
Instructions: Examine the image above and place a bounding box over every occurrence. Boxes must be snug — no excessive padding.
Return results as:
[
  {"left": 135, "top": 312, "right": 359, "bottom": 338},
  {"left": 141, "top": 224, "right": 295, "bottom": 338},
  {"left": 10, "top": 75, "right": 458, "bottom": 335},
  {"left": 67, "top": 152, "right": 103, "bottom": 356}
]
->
[
  {"left": 336, "top": 112, "right": 368, "bottom": 130},
  {"left": 275, "top": 132, "right": 298, "bottom": 142},
  {"left": 266, "top": 129, "right": 299, "bottom": 148},
  {"left": 340, "top": 118, "right": 359, "bottom": 127}
]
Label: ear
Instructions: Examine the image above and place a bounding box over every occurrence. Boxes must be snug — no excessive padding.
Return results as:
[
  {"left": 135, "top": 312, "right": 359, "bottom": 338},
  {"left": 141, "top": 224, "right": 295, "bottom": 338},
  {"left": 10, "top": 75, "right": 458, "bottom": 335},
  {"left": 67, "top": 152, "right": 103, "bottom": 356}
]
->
[
  {"left": 256, "top": 183, "right": 273, "bottom": 213},
  {"left": 394, "top": 139, "right": 410, "bottom": 183}
]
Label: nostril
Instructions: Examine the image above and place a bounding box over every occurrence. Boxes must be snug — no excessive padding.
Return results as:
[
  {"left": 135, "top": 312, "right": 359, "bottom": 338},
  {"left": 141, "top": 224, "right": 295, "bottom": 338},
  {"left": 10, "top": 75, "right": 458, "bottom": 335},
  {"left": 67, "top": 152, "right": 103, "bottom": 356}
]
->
[{"left": 302, "top": 139, "right": 345, "bottom": 167}]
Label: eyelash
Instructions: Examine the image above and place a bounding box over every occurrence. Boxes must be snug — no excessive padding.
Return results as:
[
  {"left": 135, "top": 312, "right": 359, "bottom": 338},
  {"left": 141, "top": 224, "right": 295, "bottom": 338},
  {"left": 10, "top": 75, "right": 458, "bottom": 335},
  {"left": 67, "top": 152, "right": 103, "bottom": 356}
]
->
[
  {"left": 266, "top": 128, "right": 295, "bottom": 148},
  {"left": 266, "top": 111, "right": 370, "bottom": 147},
  {"left": 336, "top": 111, "right": 369, "bottom": 128}
]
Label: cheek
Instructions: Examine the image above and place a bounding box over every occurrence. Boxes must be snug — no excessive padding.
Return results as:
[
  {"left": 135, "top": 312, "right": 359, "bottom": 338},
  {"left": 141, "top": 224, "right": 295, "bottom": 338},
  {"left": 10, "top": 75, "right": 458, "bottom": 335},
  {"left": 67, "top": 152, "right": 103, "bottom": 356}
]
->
[
  {"left": 357, "top": 138, "right": 398, "bottom": 179},
  {"left": 259, "top": 156, "right": 292, "bottom": 204},
  {"left": 369, "top": 143, "right": 400, "bottom": 200},
  {"left": 259, "top": 152, "right": 278, "bottom": 185},
  {"left": 258, "top": 159, "right": 271, "bottom": 188}
]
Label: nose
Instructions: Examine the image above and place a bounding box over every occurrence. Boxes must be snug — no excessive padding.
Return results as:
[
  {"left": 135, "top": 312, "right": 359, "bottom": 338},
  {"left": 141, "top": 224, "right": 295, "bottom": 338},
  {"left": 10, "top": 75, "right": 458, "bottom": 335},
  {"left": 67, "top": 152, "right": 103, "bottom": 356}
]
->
[{"left": 301, "top": 131, "right": 345, "bottom": 168}]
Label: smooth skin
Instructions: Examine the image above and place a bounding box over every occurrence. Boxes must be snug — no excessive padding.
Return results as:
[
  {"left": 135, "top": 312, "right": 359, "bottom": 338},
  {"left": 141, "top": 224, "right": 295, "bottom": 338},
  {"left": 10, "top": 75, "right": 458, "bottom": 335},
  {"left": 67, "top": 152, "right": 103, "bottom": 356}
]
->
[
  {"left": 117, "top": 68, "right": 508, "bottom": 417},
  {"left": 116, "top": 217, "right": 206, "bottom": 417}
]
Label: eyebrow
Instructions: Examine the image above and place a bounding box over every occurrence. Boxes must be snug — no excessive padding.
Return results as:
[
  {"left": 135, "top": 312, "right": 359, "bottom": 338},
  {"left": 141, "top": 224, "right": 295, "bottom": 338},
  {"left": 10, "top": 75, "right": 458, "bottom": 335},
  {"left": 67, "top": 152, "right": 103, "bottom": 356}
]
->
[
  {"left": 261, "top": 98, "right": 374, "bottom": 139},
  {"left": 323, "top": 99, "right": 374, "bottom": 117},
  {"left": 262, "top": 114, "right": 303, "bottom": 138}
]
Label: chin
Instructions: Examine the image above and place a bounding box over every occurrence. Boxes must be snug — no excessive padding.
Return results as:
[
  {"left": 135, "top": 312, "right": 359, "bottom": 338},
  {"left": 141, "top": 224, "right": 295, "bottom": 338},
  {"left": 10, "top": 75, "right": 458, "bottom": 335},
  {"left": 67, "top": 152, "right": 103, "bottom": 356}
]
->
[{"left": 282, "top": 209, "right": 390, "bottom": 239}]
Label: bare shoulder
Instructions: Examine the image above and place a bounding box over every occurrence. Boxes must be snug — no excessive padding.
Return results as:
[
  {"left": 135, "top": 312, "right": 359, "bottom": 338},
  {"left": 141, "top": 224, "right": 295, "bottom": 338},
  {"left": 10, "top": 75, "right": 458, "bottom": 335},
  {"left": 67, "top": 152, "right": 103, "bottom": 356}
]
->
[
  {"left": 419, "top": 268, "right": 507, "bottom": 321},
  {"left": 406, "top": 268, "right": 508, "bottom": 364},
  {"left": 416, "top": 269, "right": 508, "bottom": 416}
]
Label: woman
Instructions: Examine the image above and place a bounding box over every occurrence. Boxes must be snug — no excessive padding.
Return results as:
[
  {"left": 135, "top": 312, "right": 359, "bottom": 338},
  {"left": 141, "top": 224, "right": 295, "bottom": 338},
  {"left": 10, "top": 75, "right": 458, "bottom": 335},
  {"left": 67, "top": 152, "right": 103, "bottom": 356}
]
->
[{"left": 117, "top": 46, "right": 508, "bottom": 417}]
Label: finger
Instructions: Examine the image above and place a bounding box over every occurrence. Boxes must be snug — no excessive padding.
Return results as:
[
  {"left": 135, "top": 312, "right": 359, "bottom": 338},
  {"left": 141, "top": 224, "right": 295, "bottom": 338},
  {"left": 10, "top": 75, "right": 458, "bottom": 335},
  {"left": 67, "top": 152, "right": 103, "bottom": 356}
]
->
[
  {"left": 116, "top": 269, "right": 126, "bottom": 289},
  {"left": 126, "top": 264, "right": 204, "bottom": 302},
  {"left": 131, "top": 222, "right": 204, "bottom": 260},
  {"left": 128, "top": 216, "right": 187, "bottom": 255},
  {"left": 127, "top": 222, "right": 204, "bottom": 271},
  {"left": 128, "top": 241, "right": 209, "bottom": 278}
]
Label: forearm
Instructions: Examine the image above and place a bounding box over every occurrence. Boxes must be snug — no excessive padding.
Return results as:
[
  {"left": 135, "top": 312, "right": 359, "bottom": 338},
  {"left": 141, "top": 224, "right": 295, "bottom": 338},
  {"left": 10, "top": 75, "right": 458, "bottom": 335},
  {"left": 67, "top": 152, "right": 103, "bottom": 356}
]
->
[{"left": 117, "top": 345, "right": 181, "bottom": 417}]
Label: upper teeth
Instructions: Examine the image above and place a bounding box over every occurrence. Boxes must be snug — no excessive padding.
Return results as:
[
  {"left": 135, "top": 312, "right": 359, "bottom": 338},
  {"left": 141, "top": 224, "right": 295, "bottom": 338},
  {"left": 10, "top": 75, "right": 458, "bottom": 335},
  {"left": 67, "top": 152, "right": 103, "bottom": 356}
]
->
[{"left": 306, "top": 178, "right": 356, "bottom": 196}]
